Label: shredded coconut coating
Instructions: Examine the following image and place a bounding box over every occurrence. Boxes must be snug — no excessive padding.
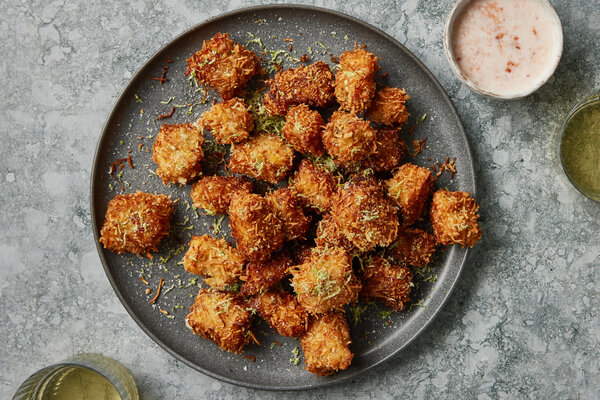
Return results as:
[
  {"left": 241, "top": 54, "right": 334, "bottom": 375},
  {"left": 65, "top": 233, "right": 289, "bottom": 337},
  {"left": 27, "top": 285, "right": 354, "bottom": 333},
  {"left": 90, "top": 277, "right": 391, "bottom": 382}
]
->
[
  {"left": 315, "top": 214, "right": 360, "bottom": 255},
  {"left": 282, "top": 104, "right": 325, "bottom": 156},
  {"left": 152, "top": 122, "right": 204, "bottom": 185},
  {"left": 240, "top": 251, "right": 293, "bottom": 297},
  {"left": 331, "top": 179, "right": 399, "bottom": 252},
  {"left": 229, "top": 192, "right": 285, "bottom": 261},
  {"left": 183, "top": 234, "right": 245, "bottom": 289},
  {"left": 334, "top": 48, "right": 380, "bottom": 114},
  {"left": 99, "top": 191, "right": 173, "bottom": 255},
  {"left": 291, "top": 159, "right": 338, "bottom": 214},
  {"left": 359, "top": 256, "right": 413, "bottom": 311},
  {"left": 385, "top": 163, "right": 433, "bottom": 226},
  {"left": 301, "top": 311, "right": 353, "bottom": 375},
  {"left": 388, "top": 227, "right": 437, "bottom": 267},
  {"left": 186, "top": 289, "right": 254, "bottom": 354},
  {"left": 201, "top": 98, "right": 254, "bottom": 144},
  {"left": 229, "top": 132, "right": 294, "bottom": 183},
  {"left": 291, "top": 246, "right": 361, "bottom": 315},
  {"left": 266, "top": 187, "right": 311, "bottom": 241},
  {"left": 263, "top": 61, "right": 335, "bottom": 116},
  {"left": 185, "top": 32, "right": 260, "bottom": 100},
  {"left": 367, "top": 87, "right": 410, "bottom": 126},
  {"left": 250, "top": 289, "right": 309, "bottom": 337},
  {"left": 430, "top": 190, "right": 482, "bottom": 248},
  {"left": 190, "top": 176, "right": 252, "bottom": 215},
  {"left": 321, "top": 110, "right": 376, "bottom": 165}
]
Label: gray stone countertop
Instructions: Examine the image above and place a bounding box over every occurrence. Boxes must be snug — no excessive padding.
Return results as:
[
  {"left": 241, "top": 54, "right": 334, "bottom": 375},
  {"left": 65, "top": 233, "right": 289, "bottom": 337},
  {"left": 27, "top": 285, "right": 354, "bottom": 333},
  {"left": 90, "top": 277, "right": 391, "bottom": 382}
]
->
[{"left": 1, "top": 0, "right": 599, "bottom": 398}]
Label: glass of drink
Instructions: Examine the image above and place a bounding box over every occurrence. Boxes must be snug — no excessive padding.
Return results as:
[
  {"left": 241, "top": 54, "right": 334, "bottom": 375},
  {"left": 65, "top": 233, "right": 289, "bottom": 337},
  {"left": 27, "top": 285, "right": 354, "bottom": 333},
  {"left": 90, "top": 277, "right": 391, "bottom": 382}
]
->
[{"left": 12, "top": 353, "right": 139, "bottom": 400}]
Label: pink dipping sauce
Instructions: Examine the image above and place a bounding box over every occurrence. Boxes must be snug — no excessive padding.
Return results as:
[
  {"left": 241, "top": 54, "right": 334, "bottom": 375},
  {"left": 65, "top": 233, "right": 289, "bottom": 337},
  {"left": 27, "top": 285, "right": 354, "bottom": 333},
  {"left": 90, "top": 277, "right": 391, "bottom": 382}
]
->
[{"left": 450, "top": 0, "right": 562, "bottom": 97}]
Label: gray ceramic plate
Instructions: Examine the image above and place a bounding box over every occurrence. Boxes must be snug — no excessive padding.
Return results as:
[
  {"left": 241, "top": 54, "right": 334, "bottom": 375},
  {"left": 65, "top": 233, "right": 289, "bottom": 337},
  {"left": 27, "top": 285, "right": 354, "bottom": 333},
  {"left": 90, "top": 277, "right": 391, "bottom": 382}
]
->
[{"left": 91, "top": 5, "right": 475, "bottom": 391}]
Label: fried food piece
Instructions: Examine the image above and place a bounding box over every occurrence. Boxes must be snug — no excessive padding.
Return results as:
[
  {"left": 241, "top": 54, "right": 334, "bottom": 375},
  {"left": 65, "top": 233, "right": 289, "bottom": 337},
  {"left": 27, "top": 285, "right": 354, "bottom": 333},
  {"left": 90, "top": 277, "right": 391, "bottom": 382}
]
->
[
  {"left": 250, "top": 289, "right": 309, "bottom": 337},
  {"left": 291, "top": 246, "right": 361, "bottom": 315},
  {"left": 263, "top": 61, "right": 335, "bottom": 116},
  {"left": 229, "top": 192, "right": 284, "bottom": 261},
  {"left": 292, "top": 242, "right": 315, "bottom": 265},
  {"left": 291, "top": 159, "right": 337, "bottom": 214},
  {"left": 183, "top": 235, "right": 245, "bottom": 289},
  {"left": 388, "top": 227, "right": 437, "bottom": 267},
  {"left": 331, "top": 179, "right": 398, "bottom": 252},
  {"left": 367, "top": 128, "right": 407, "bottom": 172},
  {"left": 152, "top": 122, "right": 204, "bottom": 185},
  {"left": 385, "top": 163, "right": 433, "bottom": 226},
  {"left": 334, "top": 48, "right": 379, "bottom": 114},
  {"left": 265, "top": 187, "right": 310, "bottom": 241},
  {"left": 315, "top": 214, "right": 359, "bottom": 255},
  {"left": 367, "top": 87, "right": 410, "bottom": 126},
  {"left": 190, "top": 176, "right": 253, "bottom": 215},
  {"left": 430, "top": 190, "right": 482, "bottom": 248},
  {"left": 282, "top": 104, "right": 325, "bottom": 156},
  {"left": 229, "top": 133, "right": 294, "bottom": 183},
  {"left": 321, "top": 110, "right": 376, "bottom": 165},
  {"left": 185, "top": 33, "right": 260, "bottom": 100},
  {"left": 301, "top": 311, "right": 353, "bottom": 375},
  {"left": 200, "top": 98, "right": 253, "bottom": 144},
  {"left": 99, "top": 191, "right": 173, "bottom": 255},
  {"left": 359, "top": 256, "right": 413, "bottom": 311},
  {"left": 240, "top": 251, "right": 293, "bottom": 297},
  {"left": 186, "top": 289, "right": 254, "bottom": 354}
]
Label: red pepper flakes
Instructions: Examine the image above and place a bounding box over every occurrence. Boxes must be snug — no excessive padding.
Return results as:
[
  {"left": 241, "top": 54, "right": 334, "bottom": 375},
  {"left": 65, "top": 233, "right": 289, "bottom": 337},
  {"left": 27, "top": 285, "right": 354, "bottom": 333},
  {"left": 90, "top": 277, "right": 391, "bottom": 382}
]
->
[{"left": 156, "top": 106, "right": 175, "bottom": 120}]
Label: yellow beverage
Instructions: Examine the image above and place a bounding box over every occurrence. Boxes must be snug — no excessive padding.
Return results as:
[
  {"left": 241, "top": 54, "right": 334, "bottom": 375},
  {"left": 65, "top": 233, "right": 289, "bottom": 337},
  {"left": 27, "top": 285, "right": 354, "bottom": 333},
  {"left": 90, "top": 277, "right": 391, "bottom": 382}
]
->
[
  {"left": 559, "top": 96, "right": 600, "bottom": 202},
  {"left": 40, "top": 366, "right": 122, "bottom": 400}
]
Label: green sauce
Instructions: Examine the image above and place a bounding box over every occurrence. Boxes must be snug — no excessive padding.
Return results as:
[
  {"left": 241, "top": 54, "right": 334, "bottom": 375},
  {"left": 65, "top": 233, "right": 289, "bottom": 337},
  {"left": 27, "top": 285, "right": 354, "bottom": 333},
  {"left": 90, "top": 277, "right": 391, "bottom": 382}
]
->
[{"left": 560, "top": 98, "right": 600, "bottom": 201}]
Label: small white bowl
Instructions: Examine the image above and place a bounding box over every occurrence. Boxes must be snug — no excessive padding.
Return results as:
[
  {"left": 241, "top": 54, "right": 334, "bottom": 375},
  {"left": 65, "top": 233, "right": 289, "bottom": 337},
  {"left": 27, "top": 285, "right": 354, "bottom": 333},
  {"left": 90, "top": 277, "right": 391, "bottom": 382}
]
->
[{"left": 443, "top": 0, "right": 563, "bottom": 100}]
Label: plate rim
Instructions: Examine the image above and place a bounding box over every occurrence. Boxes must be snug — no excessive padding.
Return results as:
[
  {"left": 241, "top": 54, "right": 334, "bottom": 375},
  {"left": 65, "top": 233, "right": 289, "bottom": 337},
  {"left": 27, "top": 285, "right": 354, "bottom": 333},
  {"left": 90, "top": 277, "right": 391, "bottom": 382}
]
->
[{"left": 90, "top": 3, "right": 476, "bottom": 391}]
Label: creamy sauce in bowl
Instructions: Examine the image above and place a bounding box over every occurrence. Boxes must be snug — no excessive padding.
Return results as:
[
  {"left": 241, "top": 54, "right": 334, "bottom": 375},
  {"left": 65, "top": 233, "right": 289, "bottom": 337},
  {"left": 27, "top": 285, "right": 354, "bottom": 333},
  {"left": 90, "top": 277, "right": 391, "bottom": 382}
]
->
[{"left": 447, "top": 0, "right": 562, "bottom": 98}]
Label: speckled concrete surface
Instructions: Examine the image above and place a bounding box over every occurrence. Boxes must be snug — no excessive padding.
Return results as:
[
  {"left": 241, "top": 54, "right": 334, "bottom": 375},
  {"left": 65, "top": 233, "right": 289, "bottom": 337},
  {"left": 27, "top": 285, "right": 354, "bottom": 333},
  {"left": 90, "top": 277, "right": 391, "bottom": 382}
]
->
[{"left": 1, "top": 0, "right": 599, "bottom": 398}]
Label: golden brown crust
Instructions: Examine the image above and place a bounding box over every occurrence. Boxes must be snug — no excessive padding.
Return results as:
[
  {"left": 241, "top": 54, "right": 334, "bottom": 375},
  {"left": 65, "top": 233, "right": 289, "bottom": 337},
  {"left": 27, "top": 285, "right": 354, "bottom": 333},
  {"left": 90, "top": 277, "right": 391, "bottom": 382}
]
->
[
  {"left": 388, "top": 227, "right": 437, "bottom": 267},
  {"left": 263, "top": 61, "right": 335, "bottom": 116},
  {"left": 282, "top": 104, "right": 325, "bottom": 156},
  {"left": 152, "top": 122, "right": 204, "bottom": 185},
  {"left": 190, "top": 176, "right": 253, "bottom": 215},
  {"left": 366, "top": 128, "right": 407, "bottom": 172},
  {"left": 321, "top": 110, "right": 376, "bottom": 165},
  {"left": 385, "top": 163, "right": 433, "bottom": 226},
  {"left": 229, "top": 133, "right": 295, "bottom": 183},
  {"left": 301, "top": 311, "right": 353, "bottom": 375},
  {"left": 250, "top": 289, "right": 309, "bottom": 337},
  {"left": 367, "top": 87, "right": 410, "bottom": 126},
  {"left": 186, "top": 289, "right": 254, "bottom": 354},
  {"left": 331, "top": 179, "right": 398, "bottom": 252},
  {"left": 291, "top": 246, "right": 361, "bottom": 315},
  {"left": 240, "top": 251, "right": 293, "bottom": 297},
  {"left": 359, "top": 256, "right": 413, "bottom": 311},
  {"left": 430, "top": 190, "right": 482, "bottom": 248},
  {"left": 229, "top": 192, "right": 285, "bottom": 261},
  {"left": 183, "top": 235, "right": 245, "bottom": 288},
  {"left": 334, "top": 48, "right": 380, "bottom": 114},
  {"left": 185, "top": 33, "right": 260, "bottom": 100},
  {"left": 291, "top": 159, "right": 337, "bottom": 214},
  {"left": 315, "top": 214, "right": 359, "bottom": 255},
  {"left": 99, "top": 191, "right": 173, "bottom": 255},
  {"left": 200, "top": 98, "right": 254, "bottom": 144},
  {"left": 265, "top": 187, "right": 311, "bottom": 241}
]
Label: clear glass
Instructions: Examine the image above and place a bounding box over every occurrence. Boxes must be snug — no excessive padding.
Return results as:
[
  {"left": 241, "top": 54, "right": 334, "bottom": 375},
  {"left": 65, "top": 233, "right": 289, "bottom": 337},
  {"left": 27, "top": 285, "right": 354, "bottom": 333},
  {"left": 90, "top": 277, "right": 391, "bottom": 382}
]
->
[
  {"left": 13, "top": 353, "right": 139, "bottom": 400},
  {"left": 554, "top": 91, "right": 600, "bottom": 203}
]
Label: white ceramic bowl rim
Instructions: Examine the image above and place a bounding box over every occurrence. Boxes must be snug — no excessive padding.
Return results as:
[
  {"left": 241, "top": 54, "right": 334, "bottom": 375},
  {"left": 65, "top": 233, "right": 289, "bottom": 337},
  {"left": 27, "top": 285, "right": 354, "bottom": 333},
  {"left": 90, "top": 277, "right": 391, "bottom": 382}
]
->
[{"left": 444, "top": 0, "right": 564, "bottom": 100}]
